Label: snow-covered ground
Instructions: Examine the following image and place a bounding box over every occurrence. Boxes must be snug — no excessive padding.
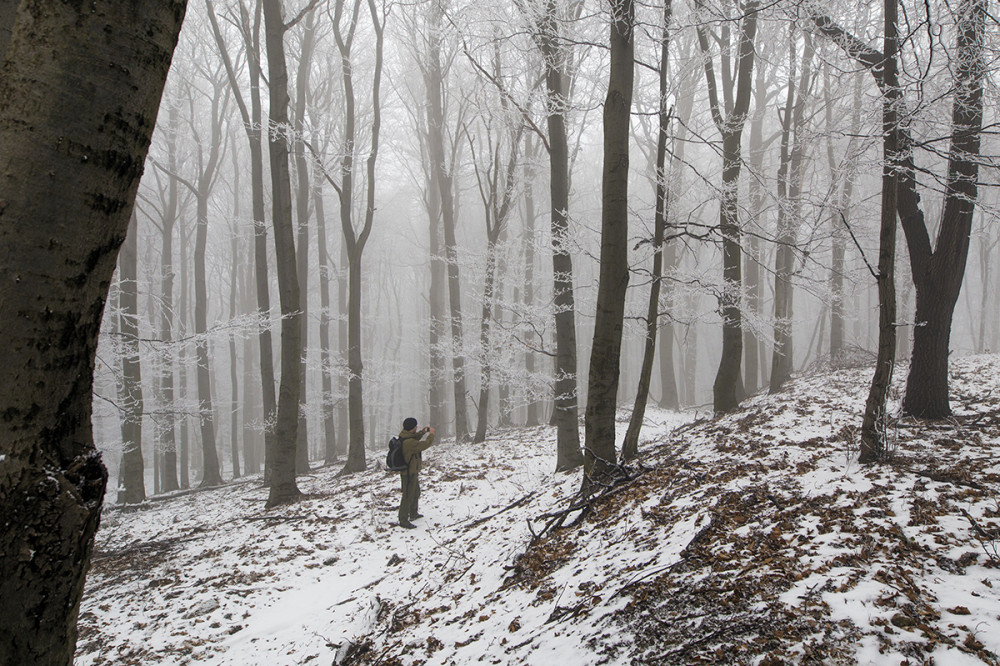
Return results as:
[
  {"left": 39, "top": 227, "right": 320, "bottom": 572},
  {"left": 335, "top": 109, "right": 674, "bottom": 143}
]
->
[{"left": 77, "top": 357, "right": 1000, "bottom": 665}]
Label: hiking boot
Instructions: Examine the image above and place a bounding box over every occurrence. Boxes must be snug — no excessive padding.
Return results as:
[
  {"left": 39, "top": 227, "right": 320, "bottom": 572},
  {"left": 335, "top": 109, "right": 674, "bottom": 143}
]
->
[
  {"left": 398, "top": 521, "right": 417, "bottom": 529},
  {"left": 411, "top": 513, "right": 423, "bottom": 519}
]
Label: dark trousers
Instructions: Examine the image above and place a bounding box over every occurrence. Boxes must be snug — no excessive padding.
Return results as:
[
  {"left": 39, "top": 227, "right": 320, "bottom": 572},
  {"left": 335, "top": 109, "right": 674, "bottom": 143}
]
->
[{"left": 398, "top": 472, "right": 420, "bottom": 523}]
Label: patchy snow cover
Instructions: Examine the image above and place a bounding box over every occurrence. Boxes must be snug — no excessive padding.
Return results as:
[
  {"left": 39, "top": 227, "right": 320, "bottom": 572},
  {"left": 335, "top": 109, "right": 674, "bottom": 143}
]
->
[{"left": 77, "top": 357, "right": 1000, "bottom": 665}]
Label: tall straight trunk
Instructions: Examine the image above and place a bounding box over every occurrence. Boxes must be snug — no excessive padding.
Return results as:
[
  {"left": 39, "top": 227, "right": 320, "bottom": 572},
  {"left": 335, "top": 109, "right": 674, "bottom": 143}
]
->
[
  {"left": 658, "top": 53, "right": 695, "bottom": 411},
  {"left": 158, "top": 106, "right": 181, "bottom": 493},
  {"left": 696, "top": 0, "right": 758, "bottom": 413},
  {"left": 535, "top": 0, "right": 582, "bottom": 471},
  {"left": 426, "top": 0, "right": 469, "bottom": 441},
  {"left": 770, "top": 31, "right": 813, "bottom": 392},
  {"left": 683, "top": 287, "right": 699, "bottom": 405},
  {"left": 241, "top": 257, "right": 261, "bottom": 474},
  {"left": 427, "top": 147, "right": 449, "bottom": 433},
  {"left": 521, "top": 138, "right": 540, "bottom": 426},
  {"left": 743, "top": 51, "right": 768, "bottom": 395},
  {"left": 229, "top": 146, "right": 243, "bottom": 479},
  {"left": 474, "top": 239, "right": 500, "bottom": 443},
  {"left": 623, "top": 0, "right": 671, "bottom": 461},
  {"left": 860, "top": 0, "right": 899, "bottom": 463},
  {"left": 584, "top": 0, "right": 634, "bottom": 487},
  {"left": 263, "top": 0, "right": 302, "bottom": 506},
  {"left": 314, "top": 156, "right": 338, "bottom": 464},
  {"left": 207, "top": 0, "right": 278, "bottom": 480},
  {"left": 826, "top": 71, "right": 862, "bottom": 363},
  {"left": 194, "top": 187, "right": 222, "bottom": 486},
  {"left": 0, "top": 1, "right": 185, "bottom": 661},
  {"left": 337, "top": 241, "right": 349, "bottom": 454},
  {"left": 178, "top": 214, "right": 191, "bottom": 489},
  {"left": 293, "top": 9, "right": 317, "bottom": 473},
  {"left": 118, "top": 211, "right": 146, "bottom": 504}
]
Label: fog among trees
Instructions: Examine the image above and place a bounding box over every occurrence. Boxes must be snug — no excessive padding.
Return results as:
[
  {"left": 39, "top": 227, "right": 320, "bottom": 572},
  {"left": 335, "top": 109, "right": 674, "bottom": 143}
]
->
[
  {"left": 86, "top": 0, "right": 999, "bottom": 494},
  {"left": 2, "top": 0, "right": 999, "bottom": 661}
]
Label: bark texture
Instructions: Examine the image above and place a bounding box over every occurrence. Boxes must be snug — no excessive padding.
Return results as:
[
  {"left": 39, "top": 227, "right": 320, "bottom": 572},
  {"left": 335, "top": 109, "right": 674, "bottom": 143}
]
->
[
  {"left": 584, "top": 0, "right": 634, "bottom": 487},
  {"left": 0, "top": 1, "right": 186, "bottom": 662},
  {"left": 263, "top": 0, "right": 303, "bottom": 506}
]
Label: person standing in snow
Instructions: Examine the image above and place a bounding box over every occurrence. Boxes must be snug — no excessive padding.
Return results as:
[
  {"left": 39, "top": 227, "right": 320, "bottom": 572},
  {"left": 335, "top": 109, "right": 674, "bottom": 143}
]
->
[{"left": 397, "top": 417, "right": 435, "bottom": 529}]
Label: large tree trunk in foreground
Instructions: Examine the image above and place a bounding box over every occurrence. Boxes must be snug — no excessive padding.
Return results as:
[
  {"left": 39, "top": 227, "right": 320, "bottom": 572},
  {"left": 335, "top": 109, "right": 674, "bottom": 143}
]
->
[
  {"left": 584, "top": 0, "right": 634, "bottom": 488},
  {"left": 0, "top": 1, "right": 185, "bottom": 662},
  {"left": 263, "top": 0, "right": 302, "bottom": 506}
]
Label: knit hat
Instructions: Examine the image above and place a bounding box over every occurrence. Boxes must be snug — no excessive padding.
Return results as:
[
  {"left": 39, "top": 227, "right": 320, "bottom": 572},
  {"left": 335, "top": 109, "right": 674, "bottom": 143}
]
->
[{"left": 402, "top": 417, "right": 418, "bottom": 431}]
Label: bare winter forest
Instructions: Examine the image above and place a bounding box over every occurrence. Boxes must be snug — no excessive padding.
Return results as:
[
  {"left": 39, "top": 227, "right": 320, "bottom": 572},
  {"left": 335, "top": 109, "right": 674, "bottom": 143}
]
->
[{"left": 2, "top": 0, "right": 1000, "bottom": 663}]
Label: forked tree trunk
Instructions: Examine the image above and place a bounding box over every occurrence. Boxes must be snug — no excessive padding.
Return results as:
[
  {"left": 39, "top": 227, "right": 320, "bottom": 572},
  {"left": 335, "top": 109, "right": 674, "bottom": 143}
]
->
[
  {"left": 696, "top": 0, "right": 758, "bottom": 413},
  {"left": 812, "top": 0, "right": 986, "bottom": 420},
  {"left": 901, "top": 0, "right": 985, "bottom": 417},
  {"left": 0, "top": 1, "right": 185, "bottom": 661}
]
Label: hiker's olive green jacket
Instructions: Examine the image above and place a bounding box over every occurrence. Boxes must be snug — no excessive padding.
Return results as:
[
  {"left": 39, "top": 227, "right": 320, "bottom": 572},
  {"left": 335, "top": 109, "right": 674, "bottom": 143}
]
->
[{"left": 398, "top": 429, "right": 435, "bottom": 475}]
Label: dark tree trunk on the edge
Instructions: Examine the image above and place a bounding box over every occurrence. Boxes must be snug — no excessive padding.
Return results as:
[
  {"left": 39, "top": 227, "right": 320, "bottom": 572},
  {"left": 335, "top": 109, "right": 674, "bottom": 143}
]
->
[
  {"left": 623, "top": 0, "right": 671, "bottom": 461},
  {"left": 584, "top": 0, "right": 634, "bottom": 487},
  {"left": 534, "top": 0, "right": 583, "bottom": 471},
  {"left": 117, "top": 212, "right": 147, "bottom": 504},
  {"left": 263, "top": 0, "right": 303, "bottom": 506},
  {"left": 0, "top": 1, "right": 185, "bottom": 662}
]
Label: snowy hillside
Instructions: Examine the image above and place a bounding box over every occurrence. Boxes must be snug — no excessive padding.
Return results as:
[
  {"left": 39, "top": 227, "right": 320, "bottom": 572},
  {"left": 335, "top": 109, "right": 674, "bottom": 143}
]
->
[{"left": 77, "top": 357, "right": 1000, "bottom": 665}]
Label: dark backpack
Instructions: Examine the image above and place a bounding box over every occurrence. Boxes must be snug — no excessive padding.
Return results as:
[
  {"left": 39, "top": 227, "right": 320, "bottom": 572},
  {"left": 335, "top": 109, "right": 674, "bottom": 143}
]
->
[{"left": 385, "top": 437, "right": 408, "bottom": 472}]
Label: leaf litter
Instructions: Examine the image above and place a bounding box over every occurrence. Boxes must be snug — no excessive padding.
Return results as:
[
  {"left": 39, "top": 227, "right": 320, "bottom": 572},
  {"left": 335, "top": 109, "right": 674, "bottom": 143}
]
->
[{"left": 77, "top": 355, "right": 1000, "bottom": 664}]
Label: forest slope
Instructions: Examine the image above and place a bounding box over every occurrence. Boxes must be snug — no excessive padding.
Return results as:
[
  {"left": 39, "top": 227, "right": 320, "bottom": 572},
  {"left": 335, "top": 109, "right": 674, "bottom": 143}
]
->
[{"left": 77, "top": 356, "right": 1000, "bottom": 665}]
